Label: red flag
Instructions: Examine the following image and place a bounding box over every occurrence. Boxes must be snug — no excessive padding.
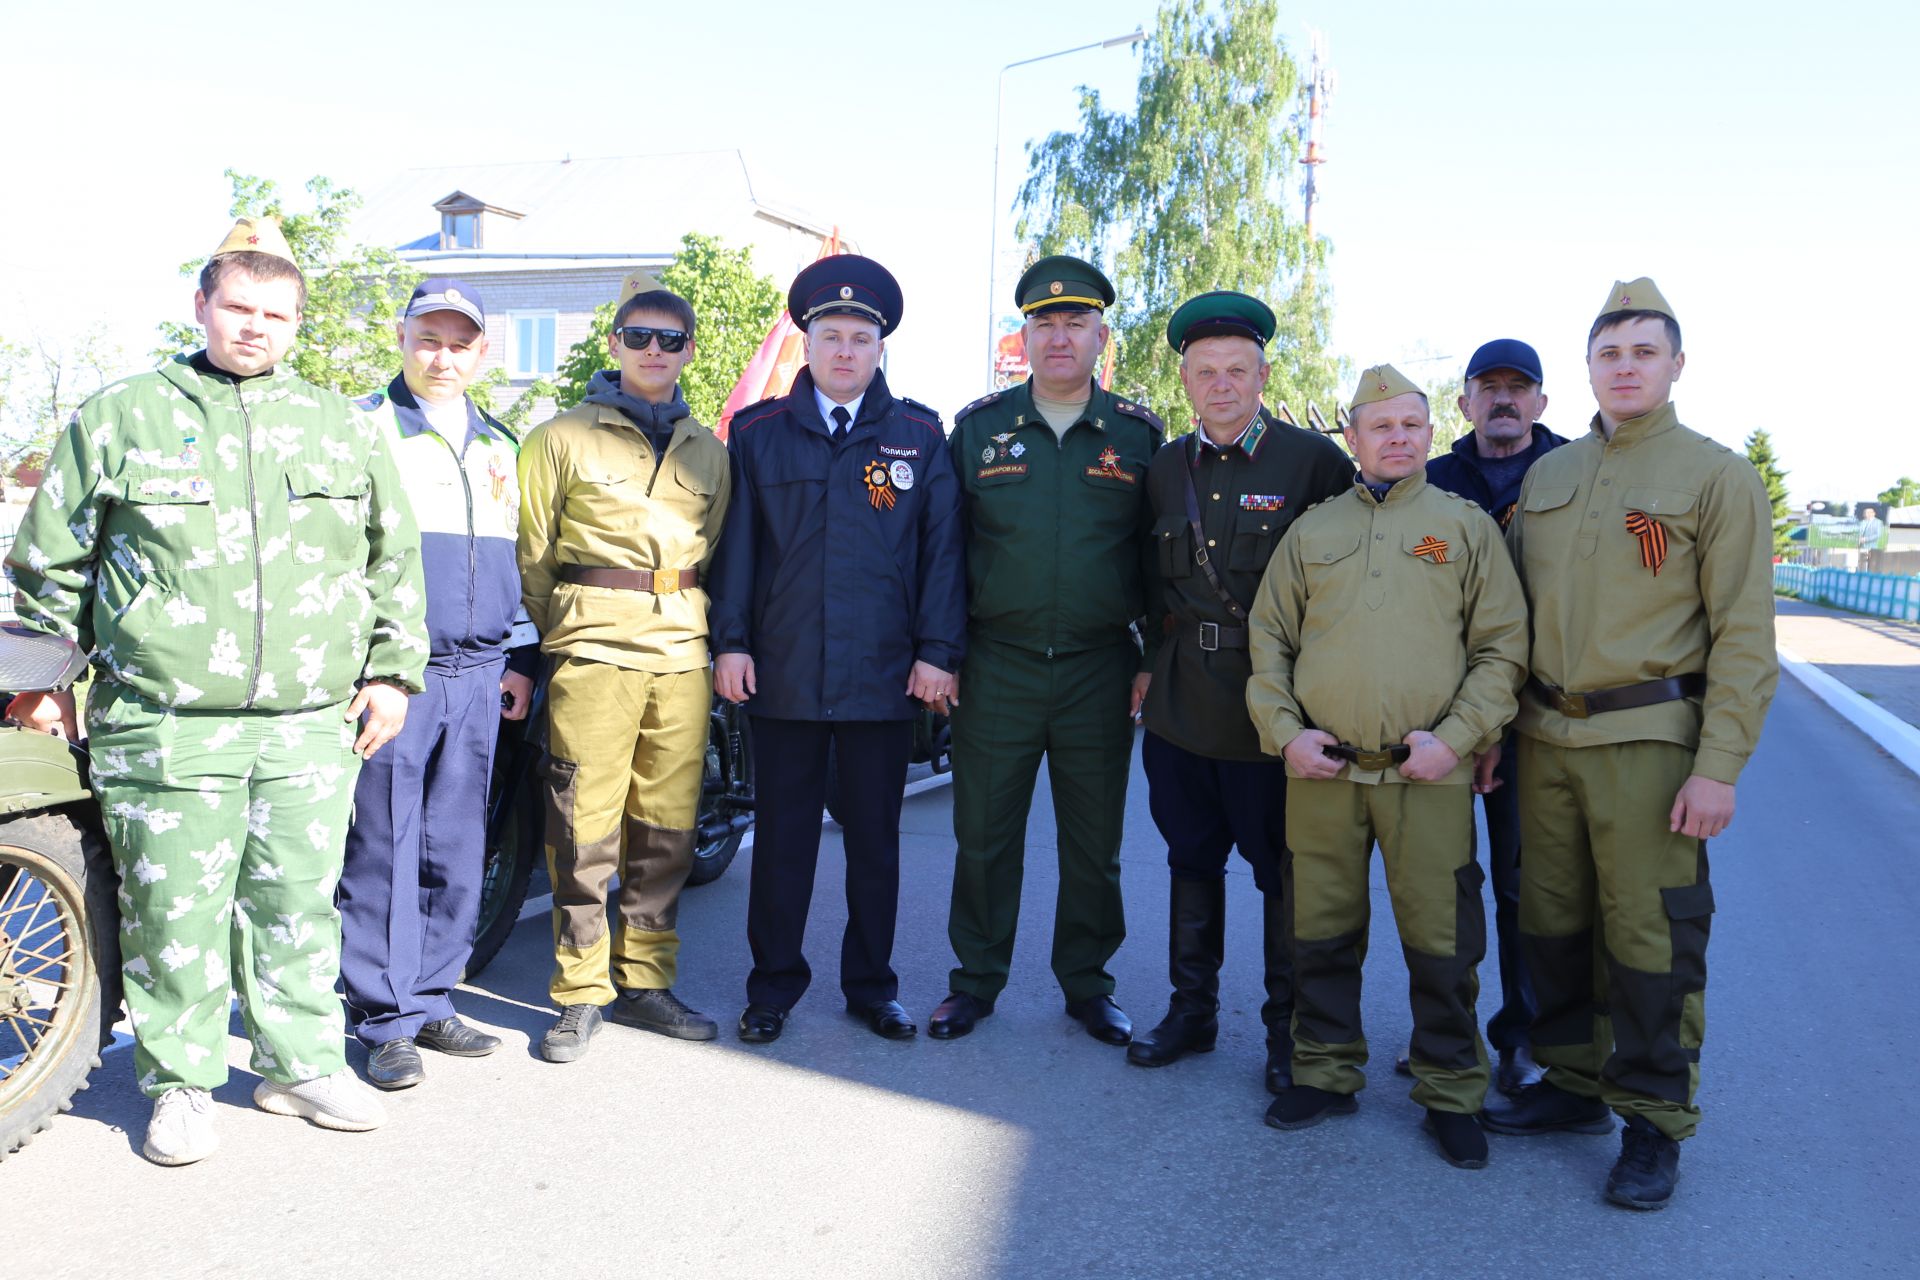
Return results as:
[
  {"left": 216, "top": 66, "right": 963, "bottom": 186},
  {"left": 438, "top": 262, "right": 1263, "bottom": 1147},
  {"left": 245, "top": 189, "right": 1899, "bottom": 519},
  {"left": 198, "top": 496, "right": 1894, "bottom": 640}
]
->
[{"left": 717, "top": 230, "right": 842, "bottom": 441}]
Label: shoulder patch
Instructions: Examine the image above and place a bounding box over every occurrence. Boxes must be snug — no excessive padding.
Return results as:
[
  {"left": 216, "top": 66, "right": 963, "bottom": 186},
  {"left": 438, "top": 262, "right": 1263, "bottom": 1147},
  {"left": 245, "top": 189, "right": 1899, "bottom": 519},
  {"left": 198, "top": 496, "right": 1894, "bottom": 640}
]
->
[
  {"left": 352, "top": 392, "right": 386, "bottom": 413},
  {"left": 954, "top": 390, "right": 1004, "bottom": 423}
]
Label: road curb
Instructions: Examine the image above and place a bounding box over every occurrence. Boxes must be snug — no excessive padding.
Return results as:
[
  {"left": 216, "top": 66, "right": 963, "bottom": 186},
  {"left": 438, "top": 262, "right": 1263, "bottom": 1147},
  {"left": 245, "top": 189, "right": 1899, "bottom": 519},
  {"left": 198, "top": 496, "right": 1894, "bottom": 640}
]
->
[{"left": 1778, "top": 644, "right": 1920, "bottom": 778}]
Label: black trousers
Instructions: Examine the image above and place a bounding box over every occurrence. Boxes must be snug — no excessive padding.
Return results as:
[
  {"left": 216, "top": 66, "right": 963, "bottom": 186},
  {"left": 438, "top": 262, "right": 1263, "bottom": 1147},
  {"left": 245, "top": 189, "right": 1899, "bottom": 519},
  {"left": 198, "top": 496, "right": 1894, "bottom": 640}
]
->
[
  {"left": 1141, "top": 730, "right": 1286, "bottom": 893},
  {"left": 1481, "top": 733, "right": 1537, "bottom": 1051},
  {"left": 745, "top": 716, "right": 911, "bottom": 1009}
]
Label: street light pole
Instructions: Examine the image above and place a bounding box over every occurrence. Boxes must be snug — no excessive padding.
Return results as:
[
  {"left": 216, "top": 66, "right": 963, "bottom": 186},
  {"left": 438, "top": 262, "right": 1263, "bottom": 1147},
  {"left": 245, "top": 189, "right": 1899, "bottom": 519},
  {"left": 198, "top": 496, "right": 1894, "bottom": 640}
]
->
[{"left": 985, "top": 27, "right": 1144, "bottom": 385}]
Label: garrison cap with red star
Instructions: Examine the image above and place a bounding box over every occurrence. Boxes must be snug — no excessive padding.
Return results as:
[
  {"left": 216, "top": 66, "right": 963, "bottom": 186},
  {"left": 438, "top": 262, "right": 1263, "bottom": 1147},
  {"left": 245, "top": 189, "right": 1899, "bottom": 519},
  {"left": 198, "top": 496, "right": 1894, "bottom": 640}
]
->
[
  {"left": 210, "top": 216, "right": 298, "bottom": 268},
  {"left": 1596, "top": 276, "right": 1677, "bottom": 323},
  {"left": 1348, "top": 363, "right": 1424, "bottom": 411},
  {"left": 788, "top": 254, "right": 903, "bottom": 337}
]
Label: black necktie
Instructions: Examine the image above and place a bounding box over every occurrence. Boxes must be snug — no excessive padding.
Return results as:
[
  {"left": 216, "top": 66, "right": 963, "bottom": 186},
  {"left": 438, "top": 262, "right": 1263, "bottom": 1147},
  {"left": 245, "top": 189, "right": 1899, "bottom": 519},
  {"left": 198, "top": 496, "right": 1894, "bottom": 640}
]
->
[{"left": 831, "top": 405, "right": 851, "bottom": 437}]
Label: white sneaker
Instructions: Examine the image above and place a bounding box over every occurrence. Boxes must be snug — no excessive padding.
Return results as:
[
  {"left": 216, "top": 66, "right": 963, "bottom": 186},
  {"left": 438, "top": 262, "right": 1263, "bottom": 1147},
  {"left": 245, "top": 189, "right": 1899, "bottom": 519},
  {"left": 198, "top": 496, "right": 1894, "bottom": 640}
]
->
[
  {"left": 252, "top": 1068, "right": 387, "bottom": 1132},
  {"left": 143, "top": 1087, "right": 218, "bottom": 1166}
]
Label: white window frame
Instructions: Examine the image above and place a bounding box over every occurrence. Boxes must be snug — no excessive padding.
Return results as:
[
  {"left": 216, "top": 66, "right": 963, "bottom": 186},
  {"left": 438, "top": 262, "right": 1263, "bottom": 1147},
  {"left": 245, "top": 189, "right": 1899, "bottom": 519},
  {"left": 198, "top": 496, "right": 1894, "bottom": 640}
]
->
[
  {"left": 508, "top": 310, "right": 560, "bottom": 378},
  {"left": 440, "top": 210, "right": 480, "bottom": 250}
]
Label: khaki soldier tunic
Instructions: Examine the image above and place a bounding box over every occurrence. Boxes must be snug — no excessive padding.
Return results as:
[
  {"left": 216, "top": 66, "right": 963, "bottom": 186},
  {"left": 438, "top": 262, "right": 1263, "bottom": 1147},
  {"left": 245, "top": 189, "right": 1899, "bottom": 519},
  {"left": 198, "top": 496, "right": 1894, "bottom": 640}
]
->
[
  {"left": 1506, "top": 403, "right": 1778, "bottom": 1139},
  {"left": 1248, "top": 473, "right": 1528, "bottom": 1112},
  {"left": 517, "top": 402, "right": 732, "bottom": 1004}
]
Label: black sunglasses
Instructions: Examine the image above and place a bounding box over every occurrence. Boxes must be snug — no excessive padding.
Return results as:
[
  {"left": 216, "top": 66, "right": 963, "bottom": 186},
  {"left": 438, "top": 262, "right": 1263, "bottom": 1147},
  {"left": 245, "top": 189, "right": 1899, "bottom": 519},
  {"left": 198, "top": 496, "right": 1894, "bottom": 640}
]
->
[{"left": 616, "top": 326, "right": 689, "bottom": 353}]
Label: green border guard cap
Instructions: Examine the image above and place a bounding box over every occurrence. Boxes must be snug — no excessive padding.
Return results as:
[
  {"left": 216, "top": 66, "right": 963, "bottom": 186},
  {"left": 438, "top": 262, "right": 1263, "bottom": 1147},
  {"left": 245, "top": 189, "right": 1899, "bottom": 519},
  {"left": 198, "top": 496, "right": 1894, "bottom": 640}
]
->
[
  {"left": 1596, "top": 276, "right": 1677, "bottom": 323},
  {"left": 1349, "top": 363, "right": 1423, "bottom": 411},
  {"left": 1165, "top": 290, "right": 1275, "bottom": 352},
  {"left": 1016, "top": 255, "right": 1115, "bottom": 317}
]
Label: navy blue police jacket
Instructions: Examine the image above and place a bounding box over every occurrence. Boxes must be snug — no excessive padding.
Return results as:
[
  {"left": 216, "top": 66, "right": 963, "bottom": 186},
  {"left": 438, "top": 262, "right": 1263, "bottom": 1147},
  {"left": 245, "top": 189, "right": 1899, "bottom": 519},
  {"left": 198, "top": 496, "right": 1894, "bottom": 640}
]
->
[
  {"left": 1424, "top": 421, "right": 1571, "bottom": 528},
  {"left": 707, "top": 367, "right": 967, "bottom": 722}
]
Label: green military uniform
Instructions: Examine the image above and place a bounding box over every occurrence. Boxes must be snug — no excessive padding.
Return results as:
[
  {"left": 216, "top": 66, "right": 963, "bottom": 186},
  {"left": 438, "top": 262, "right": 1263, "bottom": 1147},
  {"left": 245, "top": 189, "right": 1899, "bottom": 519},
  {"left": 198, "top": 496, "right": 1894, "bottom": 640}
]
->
[
  {"left": 944, "top": 258, "right": 1162, "bottom": 1007},
  {"left": 3, "top": 220, "right": 427, "bottom": 1097},
  {"left": 1246, "top": 365, "right": 1528, "bottom": 1115},
  {"left": 517, "top": 272, "right": 733, "bottom": 1008},
  {"left": 1506, "top": 280, "right": 1778, "bottom": 1140}
]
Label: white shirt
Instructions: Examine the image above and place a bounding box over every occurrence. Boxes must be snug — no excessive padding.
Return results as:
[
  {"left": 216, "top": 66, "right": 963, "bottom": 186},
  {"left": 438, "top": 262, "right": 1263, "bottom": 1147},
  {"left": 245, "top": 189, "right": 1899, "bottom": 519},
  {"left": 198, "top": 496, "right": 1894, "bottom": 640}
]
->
[
  {"left": 813, "top": 387, "right": 865, "bottom": 434},
  {"left": 420, "top": 393, "right": 471, "bottom": 444}
]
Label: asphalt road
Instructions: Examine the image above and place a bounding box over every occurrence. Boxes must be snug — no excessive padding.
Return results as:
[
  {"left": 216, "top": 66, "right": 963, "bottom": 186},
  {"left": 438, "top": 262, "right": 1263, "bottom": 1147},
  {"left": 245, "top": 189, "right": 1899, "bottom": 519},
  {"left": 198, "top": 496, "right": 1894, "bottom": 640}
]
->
[{"left": 10, "top": 674, "right": 1919, "bottom": 1279}]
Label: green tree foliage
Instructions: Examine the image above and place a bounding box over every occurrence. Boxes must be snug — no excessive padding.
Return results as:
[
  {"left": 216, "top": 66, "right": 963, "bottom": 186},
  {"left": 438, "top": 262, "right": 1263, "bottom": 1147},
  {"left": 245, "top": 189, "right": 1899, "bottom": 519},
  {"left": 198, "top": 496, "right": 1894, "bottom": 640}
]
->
[
  {"left": 1014, "top": 0, "right": 1341, "bottom": 434},
  {"left": 1425, "top": 373, "right": 1469, "bottom": 459},
  {"left": 156, "top": 170, "right": 419, "bottom": 395},
  {"left": 1744, "top": 428, "right": 1794, "bottom": 557},
  {"left": 1876, "top": 476, "right": 1918, "bottom": 508},
  {"left": 551, "top": 232, "right": 783, "bottom": 424},
  {"left": 1, "top": 328, "right": 127, "bottom": 469}
]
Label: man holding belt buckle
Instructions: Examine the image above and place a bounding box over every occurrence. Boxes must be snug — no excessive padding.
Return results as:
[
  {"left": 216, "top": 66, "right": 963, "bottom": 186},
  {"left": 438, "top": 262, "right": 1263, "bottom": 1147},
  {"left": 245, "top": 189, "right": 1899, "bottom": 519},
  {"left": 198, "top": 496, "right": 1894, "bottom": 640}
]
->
[
  {"left": 1246, "top": 364, "right": 1527, "bottom": 1169},
  {"left": 517, "top": 274, "right": 732, "bottom": 1061},
  {"left": 1483, "top": 280, "right": 1778, "bottom": 1211},
  {"left": 1130, "top": 291, "right": 1350, "bottom": 1089}
]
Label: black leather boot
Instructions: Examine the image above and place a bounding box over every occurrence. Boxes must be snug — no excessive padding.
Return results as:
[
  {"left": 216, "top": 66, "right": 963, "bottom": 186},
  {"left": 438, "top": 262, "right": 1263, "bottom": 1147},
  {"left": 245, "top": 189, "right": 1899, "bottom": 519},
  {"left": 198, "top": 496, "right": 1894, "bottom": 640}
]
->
[
  {"left": 1260, "top": 891, "right": 1295, "bottom": 1094},
  {"left": 1127, "top": 877, "right": 1224, "bottom": 1068}
]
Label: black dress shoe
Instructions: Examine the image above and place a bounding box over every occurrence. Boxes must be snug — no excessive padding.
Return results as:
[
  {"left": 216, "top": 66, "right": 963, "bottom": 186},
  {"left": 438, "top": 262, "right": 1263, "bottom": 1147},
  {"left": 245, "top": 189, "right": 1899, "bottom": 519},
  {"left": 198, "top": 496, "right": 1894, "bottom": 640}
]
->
[
  {"left": 1065, "top": 994, "right": 1132, "bottom": 1046},
  {"left": 1126, "top": 1007, "right": 1216, "bottom": 1067},
  {"left": 1606, "top": 1117, "right": 1680, "bottom": 1210},
  {"left": 1423, "top": 1108, "right": 1490, "bottom": 1169},
  {"left": 366, "top": 1038, "right": 424, "bottom": 1090},
  {"left": 1264, "top": 1084, "right": 1358, "bottom": 1130},
  {"left": 611, "top": 987, "right": 719, "bottom": 1041},
  {"left": 738, "top": 1003, "right": 787, "bottom": 1044},
  {"left": 1481, "top": 1080, "right": 1614, "bottom": 1136},
  {"left": 1496, "top": 1044, "right": 1544, "bottom": 1096},
  {"left": 416, "top": 1016, "right": 501, "bottom": 1057},
  {"left": 848, "top": 999, "right": 917, "bottom": 1040},
  {"left": 928, "top": 991, "right": 994, "bottom": 1040}
]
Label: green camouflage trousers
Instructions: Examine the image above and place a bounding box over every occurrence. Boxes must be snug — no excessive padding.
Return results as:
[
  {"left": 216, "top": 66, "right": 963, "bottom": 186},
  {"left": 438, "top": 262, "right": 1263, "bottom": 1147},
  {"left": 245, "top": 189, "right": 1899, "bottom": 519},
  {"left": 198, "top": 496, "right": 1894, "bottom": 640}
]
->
[{"left": 87, "top": 681, "right": 362, "bottom": 1097}]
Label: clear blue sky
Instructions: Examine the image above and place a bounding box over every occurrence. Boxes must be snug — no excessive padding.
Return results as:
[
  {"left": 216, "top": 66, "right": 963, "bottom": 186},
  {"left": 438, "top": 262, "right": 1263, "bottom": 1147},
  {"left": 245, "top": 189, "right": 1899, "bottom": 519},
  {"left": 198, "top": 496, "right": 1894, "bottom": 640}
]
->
[{"left": 2, "top": 0, "right": 1913, "bottom": 503}]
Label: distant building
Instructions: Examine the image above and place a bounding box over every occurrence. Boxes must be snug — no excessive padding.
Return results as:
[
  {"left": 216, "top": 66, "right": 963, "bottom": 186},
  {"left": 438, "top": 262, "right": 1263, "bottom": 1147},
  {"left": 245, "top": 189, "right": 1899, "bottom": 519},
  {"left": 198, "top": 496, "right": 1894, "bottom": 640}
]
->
[{"left": 352, "top": 151, "right": 845, "bottom": 404}]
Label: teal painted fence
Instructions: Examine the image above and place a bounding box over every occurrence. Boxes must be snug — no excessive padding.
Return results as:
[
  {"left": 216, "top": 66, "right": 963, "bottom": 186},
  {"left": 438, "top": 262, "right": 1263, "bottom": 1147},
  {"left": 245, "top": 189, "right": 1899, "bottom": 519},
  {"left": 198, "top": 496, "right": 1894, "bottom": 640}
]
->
[{"left": 1776, "top": 564, "right": 1920, "bottom": 622}]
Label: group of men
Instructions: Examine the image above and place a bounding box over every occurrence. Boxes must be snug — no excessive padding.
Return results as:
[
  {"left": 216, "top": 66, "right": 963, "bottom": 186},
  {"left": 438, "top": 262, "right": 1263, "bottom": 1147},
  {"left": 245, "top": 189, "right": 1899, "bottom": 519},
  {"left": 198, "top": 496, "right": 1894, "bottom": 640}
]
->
[{"left": 3, "top": 215, "right": 1776, "bottom": 1214}]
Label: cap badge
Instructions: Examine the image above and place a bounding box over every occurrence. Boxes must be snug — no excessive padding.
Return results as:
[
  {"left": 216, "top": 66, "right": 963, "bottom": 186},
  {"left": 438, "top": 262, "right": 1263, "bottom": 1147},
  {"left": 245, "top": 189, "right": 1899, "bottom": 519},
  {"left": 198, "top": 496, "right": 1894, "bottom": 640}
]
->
[
  {"left": 1049, "top": 281, "right": 1064, "bottom": 296},
  {"left": 839, "top": 286, "right": 853, "bottom": 300},
  {"left": 246, "top": 235, "right": 259, "bottom": 245},
  {"left": 1377, "top": 381, "right": 1388, "bottom": 392},
  {"left": 445, "top": 287, "right": 464, "bottom": 304}
]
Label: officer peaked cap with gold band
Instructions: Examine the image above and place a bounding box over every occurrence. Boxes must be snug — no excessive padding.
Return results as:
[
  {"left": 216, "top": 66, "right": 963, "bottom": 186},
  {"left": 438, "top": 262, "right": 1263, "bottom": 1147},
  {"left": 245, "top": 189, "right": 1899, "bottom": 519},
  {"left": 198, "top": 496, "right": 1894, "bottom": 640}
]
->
[
  {"left": 788, "top": 254, "right": 903, "bottom": 337},
  {"left": 211, "top": 216, "right": 298, "bottom": 268},
  {"left": 616, "top": 269, "right": 665, "bottom": 308},
  {"left": 1165, "top": 290, "right": 1275, "bottom": 352},
  {"left": 1016, "top": 255, "right": 1114, "bottom": 317},
  {"left": 1596, "top": 276, "right": 1677, "bottom": 323},
  {"left": 1349, "top": 363, "right": 1424, "bottom": 411}
]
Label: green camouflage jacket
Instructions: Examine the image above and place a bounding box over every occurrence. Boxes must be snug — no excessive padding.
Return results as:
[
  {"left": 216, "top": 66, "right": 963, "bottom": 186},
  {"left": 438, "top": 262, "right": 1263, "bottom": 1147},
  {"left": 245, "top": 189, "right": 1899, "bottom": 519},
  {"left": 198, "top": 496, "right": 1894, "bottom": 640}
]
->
[{"left": 3, "top": 355, "right": 428, "bottom": 709}]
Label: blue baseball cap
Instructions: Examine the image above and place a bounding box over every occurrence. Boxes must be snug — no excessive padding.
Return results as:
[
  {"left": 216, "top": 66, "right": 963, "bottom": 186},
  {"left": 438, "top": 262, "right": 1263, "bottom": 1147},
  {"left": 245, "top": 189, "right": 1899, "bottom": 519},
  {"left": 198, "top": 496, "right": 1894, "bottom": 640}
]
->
[
  {"left": 1465, "top": 338, "right": 1542, "bottom": 384},
  {"left": 406, "top": 277, "right": 486, "bottom": 329}
]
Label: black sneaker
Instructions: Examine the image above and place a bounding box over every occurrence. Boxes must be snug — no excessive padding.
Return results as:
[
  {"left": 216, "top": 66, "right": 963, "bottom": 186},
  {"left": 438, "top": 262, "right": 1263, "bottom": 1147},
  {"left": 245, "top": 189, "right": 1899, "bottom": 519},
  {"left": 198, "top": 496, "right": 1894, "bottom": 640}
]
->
[
  {"left": 539, "top": 1004, "right": 603, "bottom": 1063},
  {"left": 609, "top": 987, "right": 719, "bottom": 1041},
  {"left": 1606, "top": 1117, "right": 1681, "bottom": 1210},
  {"left": 1423, "top": 1108, "right": 1489, "bottom": 1169},
  {"left": 1263, "top": 1084, "right": 1359, "bottom": 1131},
  {"left": 1481, "top": 1080, "right": 1614, "bottom": 1136}
]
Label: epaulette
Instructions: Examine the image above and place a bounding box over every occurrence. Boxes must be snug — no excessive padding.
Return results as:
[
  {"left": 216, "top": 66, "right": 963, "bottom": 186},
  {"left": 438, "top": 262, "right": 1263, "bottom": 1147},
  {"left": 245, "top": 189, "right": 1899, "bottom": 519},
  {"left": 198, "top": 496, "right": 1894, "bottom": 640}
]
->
[
  {"left": 352, "top": 392, "right": 386, "bottom": 413},
  {"left": 899, "top": 395, "right": 945, "bottom": 423},
  {"left": 954, "top": 390, "right": 1004, "bottom": 423},
  {"left": 729, "top": 395, "right": 784, "bottom": 433},
  {"left": 1112, "top": 399, "right": 1165, "bottom": 432}
]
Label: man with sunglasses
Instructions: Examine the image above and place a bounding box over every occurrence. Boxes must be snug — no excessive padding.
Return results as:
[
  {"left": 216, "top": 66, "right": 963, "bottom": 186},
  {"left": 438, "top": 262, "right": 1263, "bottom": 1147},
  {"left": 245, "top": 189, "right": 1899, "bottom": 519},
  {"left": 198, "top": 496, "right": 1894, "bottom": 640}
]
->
[
  {"left": 517, "top": 274, "right": 732, "bottom": 1062},
  {"left": 709, "top": 255, "right": 965, "bottom": 1044}
]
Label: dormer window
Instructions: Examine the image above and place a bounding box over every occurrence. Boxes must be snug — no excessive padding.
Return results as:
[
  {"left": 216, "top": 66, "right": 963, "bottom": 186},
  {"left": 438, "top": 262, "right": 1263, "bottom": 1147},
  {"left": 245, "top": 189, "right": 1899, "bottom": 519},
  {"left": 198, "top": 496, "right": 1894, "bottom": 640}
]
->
[
  {"left": 431, "top": 190, "right": 522, "bottom": 252},
  {"left": 443, "top": 211, "right": 478, "bottom": 249}
]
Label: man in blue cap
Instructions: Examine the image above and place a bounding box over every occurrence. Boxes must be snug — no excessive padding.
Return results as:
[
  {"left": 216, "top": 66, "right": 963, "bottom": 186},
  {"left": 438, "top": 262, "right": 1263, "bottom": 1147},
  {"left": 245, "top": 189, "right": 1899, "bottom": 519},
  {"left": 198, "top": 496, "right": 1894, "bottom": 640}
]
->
[
  {"left": 340, "top": 278, "right": 538, "bottom": 1087},
  {"left": 710, "top": 254, "right": 966, "bottom": 1044},
  {"left": 1423, "top": 338, "right": 1568, "bottom": 1096}
]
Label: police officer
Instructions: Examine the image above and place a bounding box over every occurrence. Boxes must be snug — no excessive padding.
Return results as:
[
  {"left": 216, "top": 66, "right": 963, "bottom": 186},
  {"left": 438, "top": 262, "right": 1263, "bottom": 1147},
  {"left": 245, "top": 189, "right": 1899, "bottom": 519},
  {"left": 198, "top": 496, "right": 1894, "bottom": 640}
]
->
[
  {"left": 4, "top": 217, "right": 428, "bottom": 1165},
  {"left": 709, "top": 255, "right": 966, "bottom": 1043},
  {"left": 1420, "top": 337, "right": 1570, "bottom": 1096},
  {"left": 1129, "top": 292, "right": 1350, "bottom": 1090},
  {"left": 517, "top": 274, "right": 733, "bottom": 1062},
  {"left": 1246, "top": 364, "right": 1528, "bottom": 1170},
  {"left": 930, "top": 255, "right": 1162, "bottom": 1045},
  {"left": 338, "top": 278, "right": 539, "bottom": 1088},
  {"left": 1484, "top": 280, "right": 1779, "bottom": 1211}
]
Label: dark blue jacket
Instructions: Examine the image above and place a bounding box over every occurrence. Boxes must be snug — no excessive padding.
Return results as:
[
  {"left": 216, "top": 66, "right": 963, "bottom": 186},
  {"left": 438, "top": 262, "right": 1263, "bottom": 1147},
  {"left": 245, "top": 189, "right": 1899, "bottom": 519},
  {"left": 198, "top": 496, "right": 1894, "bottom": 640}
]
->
[
  {"left": 358, "top": 376, "right": 539, "bottom": 677},
  {"left": 708, "top": 367, "right": 966, "bottom": 722},
  {"left": 1425, "top": 422, "right": 1571, "bottom": 527}
]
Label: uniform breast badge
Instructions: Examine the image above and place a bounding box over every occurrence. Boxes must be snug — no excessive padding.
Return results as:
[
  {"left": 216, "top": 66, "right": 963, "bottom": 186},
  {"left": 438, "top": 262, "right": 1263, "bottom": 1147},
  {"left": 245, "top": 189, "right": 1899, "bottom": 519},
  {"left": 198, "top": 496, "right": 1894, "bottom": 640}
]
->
[
  {"left": 487, "top": 453, "right": 511, "bottom": 502},
  {"left": 1625, "top": 510, "right": 1668, "bottom": 575},
  {"left": 1085, "top": 445, "right": 1136, "bottom": 484},
  {"left": 1239, "top": 494, "right": 1284, "bottom": 511},
  {"left": 889, "top": 459, "right": 915, "bottom": 491},
  {"left": 864, "top": 460, "right": 897, "bottom": 509},
  {"left": 1411, "top": 536, "right": 1450, "bottom": 564}
]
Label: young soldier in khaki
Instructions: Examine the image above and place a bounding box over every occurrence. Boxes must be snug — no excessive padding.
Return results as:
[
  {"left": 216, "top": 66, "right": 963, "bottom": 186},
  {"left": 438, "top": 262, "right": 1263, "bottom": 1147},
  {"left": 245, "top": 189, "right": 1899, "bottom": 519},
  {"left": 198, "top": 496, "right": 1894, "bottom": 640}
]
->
[
  {"left": 1247, "top": 364, "right": 1527, "bottom": 1170},
  {"left": 1484, "top": 279, "right": 1778, "bottom": 1212},
  {"left": 517, "top": 276, "right": 731, "bottom": 1061}
]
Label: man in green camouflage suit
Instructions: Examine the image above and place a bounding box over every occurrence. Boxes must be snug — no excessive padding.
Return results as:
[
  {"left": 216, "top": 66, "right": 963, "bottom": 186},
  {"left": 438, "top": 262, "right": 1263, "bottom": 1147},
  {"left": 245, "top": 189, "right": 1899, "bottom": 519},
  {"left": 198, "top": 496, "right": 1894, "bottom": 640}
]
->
[{"left": 3, "top": 217, "right": 428, "bottom": 1167}]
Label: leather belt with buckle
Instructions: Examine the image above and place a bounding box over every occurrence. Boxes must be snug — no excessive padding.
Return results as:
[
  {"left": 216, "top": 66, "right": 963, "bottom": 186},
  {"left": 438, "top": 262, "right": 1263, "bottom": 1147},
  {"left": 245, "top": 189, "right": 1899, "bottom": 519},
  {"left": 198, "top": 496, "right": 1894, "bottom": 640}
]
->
[
  {"left": 1193, "top": 621, "right": 1250, "bottom": 652},
  {"left": 1323, "top": 743, "right": 1412, "bottom": 770},
  {"left": 1528, "top": 673, "right": 1706, "bottom": 719},
  {"left": 558, "top": 564, "right": 699, "bottom": 594}
]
